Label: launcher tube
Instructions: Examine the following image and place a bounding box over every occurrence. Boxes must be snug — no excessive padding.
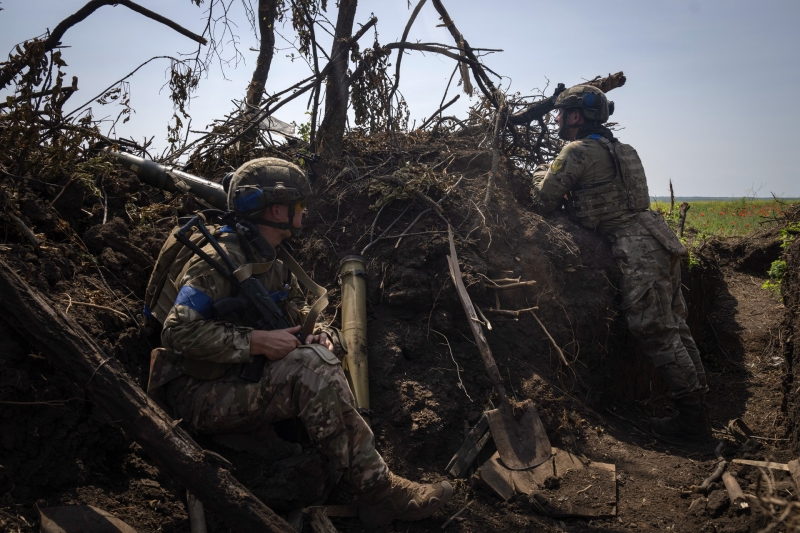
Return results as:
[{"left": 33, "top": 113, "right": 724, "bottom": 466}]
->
[
  {"left": 106, "top": 150, "right": 227, "bottom": 210},
  {"left": 338, "top": 255, "right": 369, "bottom": 414}
]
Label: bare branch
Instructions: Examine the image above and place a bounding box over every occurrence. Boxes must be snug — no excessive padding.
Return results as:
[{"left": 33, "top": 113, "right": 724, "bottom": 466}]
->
[
  {"left": 382, "top": 42, "right": 480, "bottom": 66},
  {"left": 0, "top": 0, "right": 205, "bottom": 91},
  {"left": 111, "top": 0, "right": 207, "bottom": 45},
  {"left": 430, "top": 0, "right": 498, "bottom": 104},
  {"left": 418, "top": 94, "right": 459, "bottom": 130},
  {"left": 0, "top": 76, "right": 77, "bottom": 110},
  {"left": 387, "top": 0, "right": 428, "bottom": 107}
]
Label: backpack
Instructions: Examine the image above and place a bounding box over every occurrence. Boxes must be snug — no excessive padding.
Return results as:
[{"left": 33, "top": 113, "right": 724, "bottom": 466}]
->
[
  {"left": 143, "top": 216, "right": 226, "bottom": 326},
  {"left": 143, "top": 215, "right": 329, "bottom": 335}
]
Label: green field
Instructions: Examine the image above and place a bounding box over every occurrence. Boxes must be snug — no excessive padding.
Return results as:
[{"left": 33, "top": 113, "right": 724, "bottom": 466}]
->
[{"left": 650, "top": 199, "right": 795, "bottom": 237}]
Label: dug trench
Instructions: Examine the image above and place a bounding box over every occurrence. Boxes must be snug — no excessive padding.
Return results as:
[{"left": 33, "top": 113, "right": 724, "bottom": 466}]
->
[{"left": 0, "top": 135, "right": 794, "bottom": 532}]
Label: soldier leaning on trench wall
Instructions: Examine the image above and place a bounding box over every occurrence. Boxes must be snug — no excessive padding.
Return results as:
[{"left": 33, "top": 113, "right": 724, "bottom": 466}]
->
[{"left": 516, "top": 85, "right": 712, "bottom": 441}]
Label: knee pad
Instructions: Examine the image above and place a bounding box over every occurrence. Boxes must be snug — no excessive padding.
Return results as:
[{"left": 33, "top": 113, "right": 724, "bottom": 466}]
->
[{"left": 290, "top": 344, "right": 341, "bottom": 367}]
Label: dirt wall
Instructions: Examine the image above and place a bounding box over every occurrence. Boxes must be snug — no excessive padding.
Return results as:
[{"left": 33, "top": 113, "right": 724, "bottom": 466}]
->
[
  {"left": 0, "top": 131, "right": 721, "bottom": 530},
  {"left": 781, "top": 238, "right": 800, "bottom": 447}
]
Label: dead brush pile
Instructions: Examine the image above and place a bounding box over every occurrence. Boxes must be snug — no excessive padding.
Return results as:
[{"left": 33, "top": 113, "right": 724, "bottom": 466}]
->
[{"left": 0, "top": 91, "right": 709, "bottom": 531}]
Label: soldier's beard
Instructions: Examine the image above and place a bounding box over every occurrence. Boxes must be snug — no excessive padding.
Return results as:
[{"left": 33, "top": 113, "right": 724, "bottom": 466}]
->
[{"left": 557, "top": 125, "right": 579, "bottom": 141}]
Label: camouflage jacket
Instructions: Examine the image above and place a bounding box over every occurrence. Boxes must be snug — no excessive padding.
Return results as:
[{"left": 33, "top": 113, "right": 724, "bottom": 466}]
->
[
  {"left": 531, "top": 136, "right": 640, "bottom": 234},
  {"left": 155, "top": 228, "right": 340, "bottom": 386}
]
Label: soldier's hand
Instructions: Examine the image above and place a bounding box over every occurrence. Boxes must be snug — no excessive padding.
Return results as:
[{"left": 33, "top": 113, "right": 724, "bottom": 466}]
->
[
  {"left": 305, "top": 331, "right": 335, "bottom": 352},
  {"left": 250, "top": 326, "right": 301, "bottom": 361}
]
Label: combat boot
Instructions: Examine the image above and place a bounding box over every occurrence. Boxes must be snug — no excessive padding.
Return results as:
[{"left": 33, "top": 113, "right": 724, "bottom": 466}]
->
[
  {"left": 650, "top": 392, "right": 711, "bottom": 441},
  {"left": 357, "top": 472, "right": 453, "bottom": 527}
]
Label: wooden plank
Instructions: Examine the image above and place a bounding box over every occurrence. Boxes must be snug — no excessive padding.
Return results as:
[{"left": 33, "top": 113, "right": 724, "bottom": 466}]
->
[
  {"left": 446, "top": 413, "right": 491, "bottom": 478},
  {"left": 787, "top": 459, "right": 800, "bottom": 491},
  {"left": 38, "top": 506, "right": 137, "bottom": 533},
  {"left": 477, "top": 452, "right": 515, "bottom": 501},
  {"left": 530, "top": 449, "right": 617, "bottom": 518},
  {"left": 511, "top": 455, "right": 554, "bottom": 495},
  {"left": 553, "top": 448, "right": 584, "bottom": 477},
  {"left": 302, "top": 506, "right": 359, "bottom": 518},
  {"left": 0, "top": 258, "right": 294, "bottom": 533},
  {"left": 732, "top": 459, "right": 789, "bottom": 471},
  {"left": 309, "top": 508, "right": 340, "bottom": 533}
]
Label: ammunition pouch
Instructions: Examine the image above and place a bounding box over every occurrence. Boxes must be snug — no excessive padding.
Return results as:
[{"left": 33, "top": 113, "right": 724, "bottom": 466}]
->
[
  {"left": 636, "top": 211, "right": 688, "bottom": 257},
  {"left": 607, "top": 211, "right": 688, "bottom": 258}
]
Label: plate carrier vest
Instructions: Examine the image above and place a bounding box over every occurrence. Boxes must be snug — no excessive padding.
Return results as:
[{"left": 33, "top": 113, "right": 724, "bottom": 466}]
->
[{"left": 566, "top": 135, "right": 651, "bottom": 230}]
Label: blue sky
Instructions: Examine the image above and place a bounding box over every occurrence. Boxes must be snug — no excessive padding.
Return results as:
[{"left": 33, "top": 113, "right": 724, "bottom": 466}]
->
[{"left": 1, "top": 0, "right": 798, "bottom": 197}]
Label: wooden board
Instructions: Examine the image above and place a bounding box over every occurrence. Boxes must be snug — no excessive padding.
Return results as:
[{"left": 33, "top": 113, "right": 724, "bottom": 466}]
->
[
  {"left": 787, "top": 459, "right": 800, "bottom": 491},
  {"left": 511, "top": 455, "right": 555, "bottom": 495},
  {"left": 477, "top": 447, "right": 617, "bottom": 518},
  {"left": 309, "top": 508, "right": 340, "bottom": 533},
  {"left": 446, "top": 413, "right": 491, "bottom": 478},
  {"left": 0, "top": 258, "right": 295, "bottom": 533},
  {"left": 732, "top": 459, "right": 789, "bottom": 471},
  {"left": 302, "top": 506, "right": 359, "bottom": 518},
  {"left": 38, "top": 506, "right": 138, "bottom": 533},
  {"left": 477, "top": 452, "right": 515, "bottom": 501},
  {"left": 535, "top": 449, "right": 617, "bottom": 518}
]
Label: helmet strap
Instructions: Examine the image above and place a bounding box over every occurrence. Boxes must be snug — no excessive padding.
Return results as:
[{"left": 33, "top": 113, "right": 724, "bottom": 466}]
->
[
  {"left": 233, "top": 218, "right": 277, "bottom": 260},
  {"left": 252, "top": 203, "right": 302, "bottom": 237}
]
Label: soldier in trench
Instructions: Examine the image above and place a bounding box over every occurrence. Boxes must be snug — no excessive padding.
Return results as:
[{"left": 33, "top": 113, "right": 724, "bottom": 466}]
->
[
  {"left": 513, "top": 86, "right": 711, "bottom": 441},
  {"left": 146, "top": 158, "right": 452, "bottom": 526}
]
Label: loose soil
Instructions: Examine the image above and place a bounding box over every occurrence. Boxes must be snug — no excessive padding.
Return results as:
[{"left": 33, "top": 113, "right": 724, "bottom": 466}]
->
[{"left": 0, "top": 132, "right": 795, "bottom": 532}]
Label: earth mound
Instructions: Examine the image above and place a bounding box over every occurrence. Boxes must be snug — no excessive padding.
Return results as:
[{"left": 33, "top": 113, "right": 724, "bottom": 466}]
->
[{"left": 0, "top": 128, "right": 732, "bottom": 531}]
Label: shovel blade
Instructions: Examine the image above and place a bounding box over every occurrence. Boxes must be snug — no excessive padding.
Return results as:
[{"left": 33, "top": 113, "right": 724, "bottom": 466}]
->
[{"left": 486, "top": 400, "right": 551, "bottom": 470}]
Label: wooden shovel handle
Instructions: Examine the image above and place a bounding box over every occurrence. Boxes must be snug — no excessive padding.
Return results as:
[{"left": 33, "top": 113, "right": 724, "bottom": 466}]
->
[{"left": 446, "top": 227, "right": 507, "bottom": 404}]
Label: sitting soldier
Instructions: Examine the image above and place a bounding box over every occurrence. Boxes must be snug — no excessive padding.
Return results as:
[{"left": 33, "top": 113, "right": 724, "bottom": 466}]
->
[{"left": 146, "top": 157, "right": 452, "bottom": 526}]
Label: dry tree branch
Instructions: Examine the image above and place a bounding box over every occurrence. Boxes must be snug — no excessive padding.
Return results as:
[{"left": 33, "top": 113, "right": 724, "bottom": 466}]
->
[
  {"left": 529, "top": 310, "right": 570, "bottom": 367},
  {"left": 63, "top": 300, "right": 130, "bottom": 321},
  {"left": 303, "top": 4, "right": 323, "bottom": 151},
  {"left": 387, "top": 0, "right": 428, "bottom": 108},
  {"left": 111, "top": 0, "right": 207, "bottom": 45},
  {"left": 0, "top": 0, "right": 206, "bottom": 91},
  {"left": 431, "top": 328, "right": 473, "bottom": 402},
  {"left": 64, "top": 56, "right": 185, "bottom": 121},
  {"left": 484, "top": 93, "right": 507, "bottom": 206},
  {"left": 583, "top": 71, "right": 627, "bottom": 93},
  {"left": 486, "top": 307, "right": 538, "bottom": 317},
  {"left": 0, "top": 76, "right": 78, "bottom": 110},
  {"left": 10, "top": 216, "right": 39, "bottom": 248},
  {"left": 418, "top": 94, "right": 460, "bottom": 131},
  {"left": 394, "top": 175, "right": 464, "bottom": 249},
  {"left": 430, "top": 0, "right": 498, "bottom": 104},
  {"left": 376, "top": 175, "right": 442, "bottom": 213},
  {"left": 361, "top": 203, "right": 412, "bottom": 255},
  {"left": 382, "top": 42, "right": 482, "bottom": 68},
  {"left": 205, "top": 16, "right": 379, "bottom": 158},
  {"left": 484, "top": 281, "right": 537, "bottom": 290}
]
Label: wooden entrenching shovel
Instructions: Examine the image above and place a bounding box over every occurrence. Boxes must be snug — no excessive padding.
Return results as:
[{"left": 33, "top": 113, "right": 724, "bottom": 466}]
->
[{"left": 446, "top": 227, "right": 551, "bottom": 470}]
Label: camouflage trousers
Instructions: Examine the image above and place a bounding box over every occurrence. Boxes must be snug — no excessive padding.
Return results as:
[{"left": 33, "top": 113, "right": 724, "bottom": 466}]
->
[
  {"left": 613, "top": 235, "right": 707, "bottom": 399},
  {"left": 164, "top": 345, "right": 387, "bottom": 491}
]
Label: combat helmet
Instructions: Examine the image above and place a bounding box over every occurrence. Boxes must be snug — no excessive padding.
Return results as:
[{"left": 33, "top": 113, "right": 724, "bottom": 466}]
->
[
  {"left": 225, "top": 157, "right": 312, "bottom": 236},
  {"left": 554, "top": 84, "right": 613, "bottom": 123}
]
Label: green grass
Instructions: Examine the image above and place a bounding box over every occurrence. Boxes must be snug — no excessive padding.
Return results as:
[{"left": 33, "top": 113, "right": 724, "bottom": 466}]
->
[{"left": 651, "top": 199, "right": 794, "bottom": 237}]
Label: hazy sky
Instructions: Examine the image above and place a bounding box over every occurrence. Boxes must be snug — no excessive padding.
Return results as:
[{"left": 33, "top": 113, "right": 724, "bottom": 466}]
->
[{"left": 2, "top": 0, "right": 798, "bottom": 197}]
